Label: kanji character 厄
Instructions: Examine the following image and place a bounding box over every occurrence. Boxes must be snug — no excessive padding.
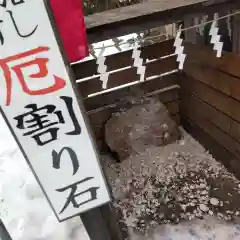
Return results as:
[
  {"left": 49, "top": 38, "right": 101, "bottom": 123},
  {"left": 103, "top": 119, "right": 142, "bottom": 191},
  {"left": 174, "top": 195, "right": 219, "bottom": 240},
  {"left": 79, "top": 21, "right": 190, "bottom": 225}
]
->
[
  {"left": 14, "top": 96, "right": 81, "bottom": 146},
  {"left": 0, "top": 46, "right": 66, "bottom": 106}
]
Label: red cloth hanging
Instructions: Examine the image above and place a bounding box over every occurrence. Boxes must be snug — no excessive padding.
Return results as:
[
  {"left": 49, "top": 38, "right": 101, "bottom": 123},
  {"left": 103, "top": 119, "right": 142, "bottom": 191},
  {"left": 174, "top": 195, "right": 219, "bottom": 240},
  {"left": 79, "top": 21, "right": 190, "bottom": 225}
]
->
[{"left": 50, "top": 0, "right": 89, "bottom": 63}]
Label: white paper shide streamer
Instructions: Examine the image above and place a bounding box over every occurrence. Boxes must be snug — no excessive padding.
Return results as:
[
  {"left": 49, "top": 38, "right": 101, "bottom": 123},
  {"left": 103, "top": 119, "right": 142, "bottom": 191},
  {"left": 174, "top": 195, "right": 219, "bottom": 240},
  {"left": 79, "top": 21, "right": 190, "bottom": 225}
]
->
[
  {"left": 132, "top": 43, "right": 146, "bottom": 82},
  {"left": 174, "top": 27, "right": 186, "bottom": 70},
  {"left": 209, "top": 20, "right": 223, "bottom": 58},
  {"left": 199, "top": 15, "right": 208, "bottom": 36},
  {"left": 97, "top": 46, "right": 110, "bottom": 89}
]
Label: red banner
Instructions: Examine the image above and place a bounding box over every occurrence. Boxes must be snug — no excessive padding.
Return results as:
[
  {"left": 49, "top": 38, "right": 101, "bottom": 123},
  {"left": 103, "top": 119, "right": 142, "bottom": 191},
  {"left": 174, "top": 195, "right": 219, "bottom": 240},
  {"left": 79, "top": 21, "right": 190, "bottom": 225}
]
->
[{"left": 50, "top": 0, "right": 89, "bottom": 63}]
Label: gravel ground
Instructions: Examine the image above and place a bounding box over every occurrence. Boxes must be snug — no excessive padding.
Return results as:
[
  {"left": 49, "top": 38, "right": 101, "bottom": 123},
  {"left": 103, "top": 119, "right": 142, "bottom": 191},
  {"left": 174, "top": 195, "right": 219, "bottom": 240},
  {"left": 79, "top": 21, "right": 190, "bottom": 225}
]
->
[{"left": 101, "top": 128, "right": 240, "bottom": 239}]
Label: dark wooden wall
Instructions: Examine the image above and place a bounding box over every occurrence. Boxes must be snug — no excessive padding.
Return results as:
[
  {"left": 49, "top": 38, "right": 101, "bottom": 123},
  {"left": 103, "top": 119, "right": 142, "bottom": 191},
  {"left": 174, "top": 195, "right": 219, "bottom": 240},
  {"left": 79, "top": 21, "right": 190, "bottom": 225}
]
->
[
  {"left": 72, "top": 19, "right": 240, "bottom": 179},
  {"left": 72, "top": 39, "right": 180, "bottom": 151},
  {"left": 181, "top": 43, "right": 240, "bottom": 177}
]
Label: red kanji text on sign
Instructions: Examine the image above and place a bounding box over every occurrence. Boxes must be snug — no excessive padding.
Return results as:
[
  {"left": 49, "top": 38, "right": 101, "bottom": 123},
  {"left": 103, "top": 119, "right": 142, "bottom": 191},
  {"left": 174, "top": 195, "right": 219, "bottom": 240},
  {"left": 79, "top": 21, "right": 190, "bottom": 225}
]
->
[{"left": 0, "top": 46, "right": 66, "bottom": 106}]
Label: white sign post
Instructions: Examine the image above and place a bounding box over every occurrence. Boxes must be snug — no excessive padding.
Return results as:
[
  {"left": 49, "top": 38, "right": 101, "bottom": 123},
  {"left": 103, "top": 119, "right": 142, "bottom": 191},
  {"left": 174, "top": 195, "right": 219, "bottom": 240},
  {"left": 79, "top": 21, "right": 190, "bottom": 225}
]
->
[{"left": 0, "top": 0, "right": 110, "bottom": 222}]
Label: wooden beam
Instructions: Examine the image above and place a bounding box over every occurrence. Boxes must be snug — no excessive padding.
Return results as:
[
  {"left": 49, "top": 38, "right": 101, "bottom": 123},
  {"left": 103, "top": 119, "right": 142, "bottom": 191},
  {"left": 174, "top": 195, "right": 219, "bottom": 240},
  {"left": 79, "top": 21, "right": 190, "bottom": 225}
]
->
[
  {"left": 181, "top": 101, "right": 240, "bottom": 160},
  {"left": 181, "top": 119, "right": 233, "bottom": 169},
  {"left": 181, "top": 93, "right": 240, "bottom": 146},
  {"left": 77, "top": 56, "right": 177, "bottom": 97},
  {"left": 181, "top": 76, "right": 240, "bottom": 123},
  {"left": 184, "top": 16, "right": 198, "bottom": 44},
  {"left": 85, "top": 0, "right": 239, "bottom": 43},
  {"left": 84, "top": 77, "right": 179, "bottom": 110},
  {"left": 184, "top": 43, "right": 240, "bottom": 78},
  {"left": 0, "top": 220, "right": 12, "bottom": 240},
  {"left": 72, "top": 39, "right": 175, "bottom": 80},
  {"left": 81, "top": 204, "right": 124, "bottom": 240},
  {"left": 183, "top": 116, "right": 240, "bottom": 180},
  {"left": 184, "top": 59, "right": 240, "bottom": 102},
  {"left": 232, "top": 13, "right": 240, "bottom": 54}
]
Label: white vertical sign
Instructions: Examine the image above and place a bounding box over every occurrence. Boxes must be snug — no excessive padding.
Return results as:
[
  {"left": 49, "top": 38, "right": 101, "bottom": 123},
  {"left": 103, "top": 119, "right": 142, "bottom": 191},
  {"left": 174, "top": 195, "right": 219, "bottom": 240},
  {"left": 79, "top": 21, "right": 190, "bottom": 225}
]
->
[{"left": 0, "top": 0, "right": 110, "bottom": 221}]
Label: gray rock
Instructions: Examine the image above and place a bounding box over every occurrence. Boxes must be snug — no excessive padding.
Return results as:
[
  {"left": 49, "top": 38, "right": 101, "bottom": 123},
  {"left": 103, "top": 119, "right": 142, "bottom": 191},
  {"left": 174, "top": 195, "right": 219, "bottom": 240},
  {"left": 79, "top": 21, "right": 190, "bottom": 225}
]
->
[{"left": 105, "top": 96, "right": 180, "bottom": 161}]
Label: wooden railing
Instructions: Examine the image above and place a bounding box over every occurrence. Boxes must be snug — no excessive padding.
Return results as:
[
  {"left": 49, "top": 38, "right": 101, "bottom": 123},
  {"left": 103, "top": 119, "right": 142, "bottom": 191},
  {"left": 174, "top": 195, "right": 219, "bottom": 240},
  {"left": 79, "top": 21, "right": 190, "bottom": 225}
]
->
[
  {"left": 73, "top": 39, "right": 177, "bottom": 98},
  {"left": 85, "top": 0, "right": 239, "bottom": 43}
]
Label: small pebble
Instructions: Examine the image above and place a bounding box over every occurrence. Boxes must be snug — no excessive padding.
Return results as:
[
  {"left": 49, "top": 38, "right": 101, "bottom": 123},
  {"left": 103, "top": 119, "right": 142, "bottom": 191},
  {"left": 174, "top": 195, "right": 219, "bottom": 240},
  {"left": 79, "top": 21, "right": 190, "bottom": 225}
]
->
[
  {"left": 199, "top": 204, "right": 209, "bottom": 212},
  {"left": 217, "top": 213, "right": 224, "bottom": 218},
  {"left": 210, "top": 198, "right": 219, "bottom": 206},
  {"left": 208, "top": 210, "right": 214, "bottom": 215},
  {"left": 164, "top": 132, "right": 170, "bottom": 140},
  {"left": 199, "top": 183, "right": 206, "bottom": 188},
  {"left": 161, "top": 123, "right": 168, "bottom": 131},
  {"left": 201, "top": 190, "right": 208, "bottom": 195}
]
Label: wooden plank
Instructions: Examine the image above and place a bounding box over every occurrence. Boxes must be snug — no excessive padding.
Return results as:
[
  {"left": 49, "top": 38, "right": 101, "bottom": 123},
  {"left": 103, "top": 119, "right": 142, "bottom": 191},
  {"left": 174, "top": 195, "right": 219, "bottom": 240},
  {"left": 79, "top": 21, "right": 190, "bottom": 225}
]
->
[
  {"left": 84, "top": 73, "right": 179, "bottom": 110},
  {"left": 184, "top": 60, "right": 240, "bottom": 102},
  {"left": 181, "top": 75, "right": 240, "bottom": 123},
  {"left": 184, "top": 118, "right": 240, "bottom": 180},
  {"left": 72, "top": 39, "right": 175, "bottom": 80},
  {"left": 232, "top": 14, "right": 240, "bottom": 54},
  {"left": 77, "top": 56, "right": 177, "bottom": 97},
  {"left": 80, "top": 208, "right": 112, "bottom": 240},
  {"left": 85, "top": 86, "right": 179, "bottom": 111},
  {"left": 137, "top": 72, "right": 179, "bottom": 93},
  {"left": 85, "top": 0, "right": 239, "bottom": 43},
  {"left": 181, "top": 93, "right": 240, "bottom": 144},
  {"left": 184, "top": 16, "right": 197, "bottom": 44},
  {"left": 181, "top": 119, "right": 233, "bottom": 169},
  {"left": 167, "top": 101, "right": 180, "bottom": 115},
  {"left": 80, "top": 204, "right": 125, "bottom": 240},
  {"left": 99, "top": 204, "right": 126, "bottom": 240},
  {"left": 0, "top": 219, "right": 12, "bottom": 240},
  {"left": 173, "top": 114, "right": 180, "bottom": 125},
  {"left": 181, "top": 102, "right": 240, "bottom": 160},
  {"left": 184, "top": 42, "right": 240, "bottom": 78}
]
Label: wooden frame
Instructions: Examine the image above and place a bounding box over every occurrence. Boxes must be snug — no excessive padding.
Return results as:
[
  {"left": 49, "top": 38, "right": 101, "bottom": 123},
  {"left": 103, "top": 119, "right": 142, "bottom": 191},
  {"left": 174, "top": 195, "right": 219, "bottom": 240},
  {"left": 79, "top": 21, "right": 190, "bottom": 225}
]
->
[
  {"left": 0, "top": 220, "right": 12, "bottom": 240},
  {"left": 70, "top": 1, "right": 240, "bottom": 239},
  {"left": 85, "top": 0, "right": 240, "bottom": 43},
  {"left": 180, "top": 42, "right": 240, "bottom": 178}
]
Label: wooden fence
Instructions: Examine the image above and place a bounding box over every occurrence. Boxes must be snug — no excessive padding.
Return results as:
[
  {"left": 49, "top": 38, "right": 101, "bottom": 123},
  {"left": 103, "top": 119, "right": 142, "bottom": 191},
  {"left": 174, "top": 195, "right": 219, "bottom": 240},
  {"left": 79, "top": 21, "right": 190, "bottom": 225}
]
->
[
  {"left": 70, "top": 1, "right": 240, "bottom": 240},
  {"left": 72, "top": 33, "right": 240, "bottom": 176},
  {"left": 72, "top": 39, "right": 180, "bottom": 150},
  {"left": 181, "top": 43, "right": 240, "bottom": 177}
]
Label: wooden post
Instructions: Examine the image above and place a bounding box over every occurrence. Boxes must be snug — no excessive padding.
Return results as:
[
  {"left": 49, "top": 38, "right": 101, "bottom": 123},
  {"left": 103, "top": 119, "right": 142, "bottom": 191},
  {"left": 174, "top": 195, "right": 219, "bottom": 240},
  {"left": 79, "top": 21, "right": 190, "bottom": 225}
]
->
[
  {"left": 184, "top": 16, "right": 197, "bottom": 44},
  {"left": 81, "top": 204, "right": 124, "bottom": 240},
  {"left": 232, "top": 13, "right": 240, "bottom": 54},
  {"left": 0, "top": 220, "right": 12, "bottom": 240},
  {"left": 217, "top": 9, "right": 233, "bottom": 52},
  {"left": 81, "top": 208, "right": 112, "bottom": 240}
]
